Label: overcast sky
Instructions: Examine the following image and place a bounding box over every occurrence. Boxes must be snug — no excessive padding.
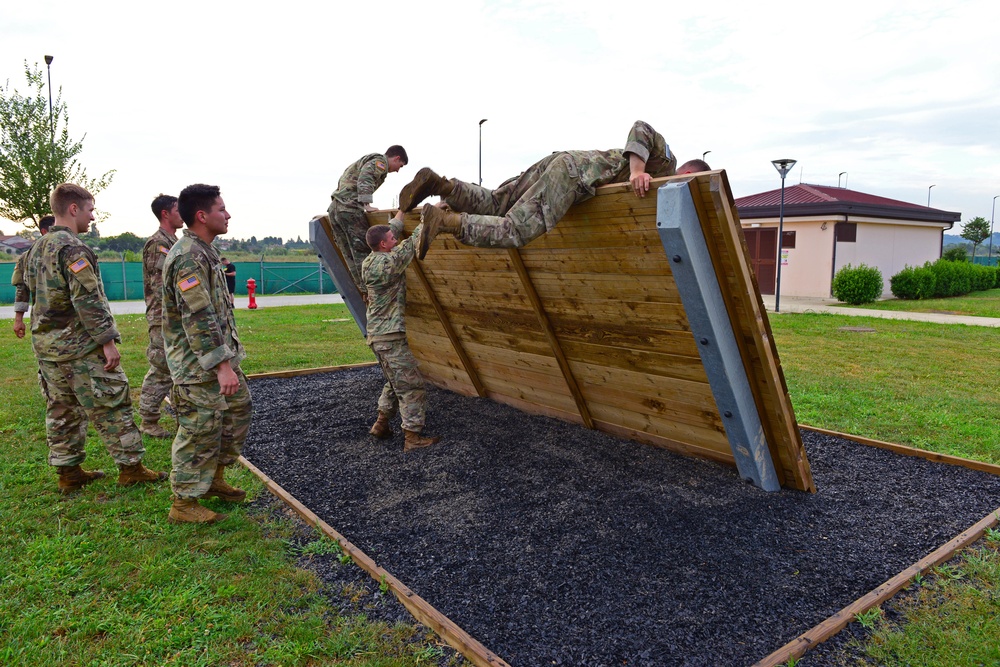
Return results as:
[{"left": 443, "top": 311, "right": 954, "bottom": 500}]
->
[{"left": 2, "top": 0, "right": 998, "bottom": 240}]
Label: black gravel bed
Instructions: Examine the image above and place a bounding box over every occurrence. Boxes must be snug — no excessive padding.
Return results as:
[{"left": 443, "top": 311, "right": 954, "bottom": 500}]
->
[{"left": 243, "top": 366, "right": 1000, "bottom": 666}]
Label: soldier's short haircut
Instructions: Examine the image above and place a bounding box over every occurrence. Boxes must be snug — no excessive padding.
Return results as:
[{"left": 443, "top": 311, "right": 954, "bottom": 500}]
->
[
  {"left": 385, "top": 145, "right": 408, "bottom": 165},
  {"left": 178, "top": 184, "right": 221, "bottom": 226},
  {"left": 151, "top": 193, "right": 178, "bottom": 221},
  {"left": 677, "top": 159, "right": 711, "bottom": 174},
  {"left": 50, "top": 183, "right": 94, "bottom": 217},
  {"left": 39, "top": 215, "right": 55, "bottom": 232},
  {"left": 366, "top": 224, "right": 392, "bottom": 251}
]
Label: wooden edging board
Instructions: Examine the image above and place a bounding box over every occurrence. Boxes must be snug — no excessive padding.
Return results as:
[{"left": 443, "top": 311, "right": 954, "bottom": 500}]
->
[
  {"left": 238, "top": 455, "right": 511, "bottom": 667},
  {"left": 244, "top": 365, "right": 1000, "bottom": 665}
]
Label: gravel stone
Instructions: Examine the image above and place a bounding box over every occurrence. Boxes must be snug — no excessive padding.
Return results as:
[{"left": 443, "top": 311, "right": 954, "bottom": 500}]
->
[{"left": 244, "top": 366, "right": 1000, "bottom": 666}]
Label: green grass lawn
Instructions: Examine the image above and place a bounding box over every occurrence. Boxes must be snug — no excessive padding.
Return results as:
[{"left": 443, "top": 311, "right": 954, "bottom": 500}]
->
[
  {"left": 2, "top": 302, "right": 999, "bottom": 666},
  {"left": 841, "top": 287, "right": 1000, "bottom": 318}
]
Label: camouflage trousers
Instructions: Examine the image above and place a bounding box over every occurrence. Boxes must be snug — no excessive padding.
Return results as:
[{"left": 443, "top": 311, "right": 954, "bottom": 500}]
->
[
  {"left": 445, "top": 152, "right": 590, "bottom": 249},
  {"left": 37, "top": 349, "right": 145, "bottom": 468},
  {"left": 170, "top": 369, "right": 253, "bottom": 499},
  {"left": 370, "top": 334, "right": 426, "bottom": 432},
  {"left": 327, "top": 202, "right": 371, "bottom": 290},
  {"left": 139, "top": 325, "right": 172, "bottom": 422}
]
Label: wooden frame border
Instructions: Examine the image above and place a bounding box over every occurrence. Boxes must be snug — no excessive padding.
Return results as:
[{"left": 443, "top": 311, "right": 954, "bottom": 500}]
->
[{"left": 244, "top": 364, "right": 1000, "bottom": 665}]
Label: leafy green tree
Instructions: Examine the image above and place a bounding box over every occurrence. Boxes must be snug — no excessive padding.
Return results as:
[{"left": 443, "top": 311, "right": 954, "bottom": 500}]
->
[
  {"left": 942, "top": 246, "right": 968, "bottom": 262},
  {"left": 0, "top": 61, "right": 114, "bottom": 228},
  {"left": 101, "top": 232, "right": 144, "bottom": 253},
  {"left": 960, "top": 216, "right": 990, "bottom": 258}
]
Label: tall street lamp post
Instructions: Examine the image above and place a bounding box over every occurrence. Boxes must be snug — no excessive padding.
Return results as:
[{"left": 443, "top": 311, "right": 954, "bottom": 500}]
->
[
  {"left": 44, "top": 55, "right": 54, "bottom": 144},
  {"left": 702, "top": 150, "right": 711, "bottom": 161},
  {"left": 927, "top": 184, "right": 935, "bottom": 207},
  {"left": 838, "top": 171, "right": 847, "bottom": 188},
  {"left": 771, "top": 159, "right": 797, "bottom": 313},
  {"left": 478, "top": 119, "right": 487, "bottom": 186},
  {"left": 990, "top": 195, "right": 999, "bottom": 263}
]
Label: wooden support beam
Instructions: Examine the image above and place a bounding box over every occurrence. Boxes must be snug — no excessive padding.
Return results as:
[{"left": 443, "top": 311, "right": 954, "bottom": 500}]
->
[
  {"left": 410, "top": 259, "right": 487, "bottom": 398},
  {"left": 508, "top": 248, "right": 594, "bottom": 429},
  {"left": 239, "top": 456, "right": 510, "bottom": 667}
]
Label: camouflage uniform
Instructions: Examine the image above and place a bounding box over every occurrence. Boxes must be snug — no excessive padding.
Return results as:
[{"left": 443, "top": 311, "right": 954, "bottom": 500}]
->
[
  {"left": 445, "top": 120, "right": 677, "bottom": 248},
  {"left": 162, "top": 229, "right": 252, "bottom": 499},
  {"left": 22, "top": 226, "right": 146, "bottom": 467},
  {"left": 362, "top": 224, "right": 428, "bottom": 432},
  {"left": 11, "top": 244, "right": 34, "bottom": 313},
  {"left": 139, "top": 228, "right": 178, "bottom": 422},
  {"left": 328, "top": 153, "right": 392, "bottom": 288}
]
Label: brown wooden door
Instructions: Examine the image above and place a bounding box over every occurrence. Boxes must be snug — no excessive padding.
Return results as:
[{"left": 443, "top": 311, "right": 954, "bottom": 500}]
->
[{"left": 742, "top": 228, "right": 777, "bottom": 295}]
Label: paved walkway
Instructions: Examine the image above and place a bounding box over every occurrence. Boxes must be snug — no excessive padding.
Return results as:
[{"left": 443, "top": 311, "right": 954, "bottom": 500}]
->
[
  {"left": 3, "top": 292, "right": 997, "bottom": 328},
  {"left": 761, "top": 295, "right": 1000, "bottom": 328},
  {"left": 0, "top": 293, "right": 344, "bottom": 320}
]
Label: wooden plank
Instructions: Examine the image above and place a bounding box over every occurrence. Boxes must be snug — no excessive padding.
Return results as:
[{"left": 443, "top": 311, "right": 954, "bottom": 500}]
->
[
  {"left": 587, "top": 402, "right": 731, "bottom": 454},
  {"left": 507, "top": 248, "right": 593, "bottom": 429},
  {"left": 239, "top": 456, "right": 511, "bottom": 667},
  {"left": 409, "top": 260, "right": 487, "bottom": 397},
  {"left": 247, "top": 362, "right": 377, "bottom": 380},
  {"left": 752, "top": 507, "right": 1000, "bottom": 667}
]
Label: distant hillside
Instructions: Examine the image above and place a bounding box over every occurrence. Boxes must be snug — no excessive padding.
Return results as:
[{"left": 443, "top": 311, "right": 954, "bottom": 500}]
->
[{"left": 943, "top": 232, "right": 1000, "bottom": 247}]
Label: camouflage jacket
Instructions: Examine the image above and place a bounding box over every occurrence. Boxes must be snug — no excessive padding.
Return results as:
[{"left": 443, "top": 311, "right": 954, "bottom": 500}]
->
[
  {"left": 142, "top": 227, "right": 178, "bottom": 327},
  {"left": 11, "top": 242, "right": 37, "bottom": 313},
  {"left": 331, "top": 153, "right": 390, "bottom": 209},
  {"left": 162, "top": 229, "right": 245, "bottom": 384},
  {"left": 22, "top": 226, "right": 120, "bottom": 362},
  {"left": 562, "top": 120, "right": 677, "bottom": 196},
  {"left": 361, "top": 224, "right": 424, "bottom": 342}
]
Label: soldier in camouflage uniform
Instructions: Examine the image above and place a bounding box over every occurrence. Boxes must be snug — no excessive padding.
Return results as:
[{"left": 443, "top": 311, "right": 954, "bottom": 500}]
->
[
  {"left": 11, "top": 215, "right": 54, "bottom": 339},
  {"left": 162, "top": 184, "right": 252, "bottom": 524},
  {"left": 397, "top": 120, "right": 710, "bottom": 258},
  {"left": 328, "top": 145, "right": 409, "bottom": 289},
  {"left": 138, "top": 194, "right": 185, "bottom": 438},
  {"left": 22, "top": 184, "right": 166, "bottom": 494},
  {"left": 362, "top": 223, "right": 440, "bottom": 452}
]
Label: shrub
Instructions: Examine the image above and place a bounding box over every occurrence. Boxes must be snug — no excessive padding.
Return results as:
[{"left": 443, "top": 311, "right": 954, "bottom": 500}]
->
[
  {"left": 832, "top": 263, "right": 884, "bottom": 304},
  {"left": 929, "top": 259, "right": 971, "bottom": 297},
  {"left": 942, "top": 247, "right": 968, "bottom": 262},
  {"left": 890, "top": 264, "right": 936, "bottom": 300}
]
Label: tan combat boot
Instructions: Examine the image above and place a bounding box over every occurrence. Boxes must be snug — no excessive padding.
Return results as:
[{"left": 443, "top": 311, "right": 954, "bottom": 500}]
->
[
  {"left": 117, "top": 462, "right": 168, "bottom": 487},
  {"left": 201, "top": 465, "right": 247, "bottom": 503},
  {"left": 418, "top": 204, "right": 463, "bottom": 260},
  {"left": 403, "top": 429, "right": 440, "bottom": 453},
  {"left": 399, "top": 168, "right": 454, "bottom": 212},
  {"left": 57, "top": 465, "right": 105, "bottom": 494},
  {"left": 139, "top": 420, "right": 172, "bottom": 438},
  {"left": 369, "top": 411, "right": 393, "bottom": 440},
  {"left": 168, "top": 497, "right": 227, "bottom": 524}
]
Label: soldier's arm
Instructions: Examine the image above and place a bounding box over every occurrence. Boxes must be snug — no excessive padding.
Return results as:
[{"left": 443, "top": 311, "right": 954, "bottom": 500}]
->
[
  {"left": 172, "top": 254, "right": 234, "bottom": 372},
  {"left": 388, "top": 209, "right": 405, "bottom": 237},
  {"left": 11, "top": 253, "right": 28, "bottom": 337},
  {"left": 62, "top": 246, "right": 120, "bottom": 346},
  {"left": 357, "top": 156, "right": 389, "bottom": 205},
  {"left": 624, "top": 120, "right": 674, "bottom": 197},
  {"left": 384, "top": 223, "right": 421, "bottom": 276}
]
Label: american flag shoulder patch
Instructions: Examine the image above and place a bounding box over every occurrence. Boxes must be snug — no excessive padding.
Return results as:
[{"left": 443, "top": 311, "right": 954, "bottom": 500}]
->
[
  {"left": 375, "top": 160, "right": 387, "bottom": 171},
  {"left": 178, "top": 274, "right": 201, "bottom": 292},
  {"left": 69, "top": 258, "right": 90, "bottom": 273},
  {"left": 158, "top": 245, "right": 169, "bottom": 255}
]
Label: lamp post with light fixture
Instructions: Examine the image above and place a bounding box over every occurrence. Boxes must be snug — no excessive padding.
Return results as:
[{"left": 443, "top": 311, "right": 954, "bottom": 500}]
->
[
  {"left": 478, "top": 119, "right": 487, "bottom": 186},
  {"left": 927, "top": 184, "right": 935, "bottom": 207},
  {"left": 771, "top": 159, "right": 797, "bottom": 313},
  {"left": 990, "top": 195, "right": 999, "bottom": 263},
  {"left": 838, "top": 172, "right": 847, "bottom": 188}
]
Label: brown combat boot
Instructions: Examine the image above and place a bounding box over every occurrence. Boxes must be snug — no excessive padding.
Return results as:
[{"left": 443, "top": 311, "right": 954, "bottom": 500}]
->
[
  {"left": 399, "top": 167, "right": 453, "bottom": 212},
  {"left": 369, "top": 411, "right": 393, "bottom": 440},
  {"left": 117, "top": 462, "right": 168, "bottom": 487},
  {"left": 201, "top": 465, "right": 247, "bottom": 503},
  {"left": 168, "top": 497, "right": 227, "bottom": 524},
  {"left": 418, "top": 204, "right": 463, "bottom": 260},
  {"left": 57, "top": 465, "right": 106, "bottom": 494},
  {"left": 403, "top": 429, "right": 440, "bottom": 453},
  {"left": 139, "top": 420, "right": 172, "bottom": 438}
]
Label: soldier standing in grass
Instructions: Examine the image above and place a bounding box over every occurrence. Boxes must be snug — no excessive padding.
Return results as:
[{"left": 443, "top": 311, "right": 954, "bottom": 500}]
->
[
  {"left": 162, "top": 184, "right": 252, "bottom": 524},
  {"left": 11, "top": 214, "right": 54, "bottom": 338},
  {"left": 362, "top": 223, "right": 440, "bottom": 452},
  {"left": 138, "top": 194, "right": 184, "bottom": 438},
  {"left": 328, "top": 146, "right": 409, "bottom": 289},
  {"left": 23, "top": 183, "right": 166, "bottom": 494},
  {"left": 397, "top": 120, "right": 709, "bottom": 258}
]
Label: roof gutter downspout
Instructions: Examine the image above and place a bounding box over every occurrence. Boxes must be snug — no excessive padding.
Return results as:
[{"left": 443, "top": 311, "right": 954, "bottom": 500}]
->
[{"left": 940, "top": 218, "right": 955, "bottom": 258}]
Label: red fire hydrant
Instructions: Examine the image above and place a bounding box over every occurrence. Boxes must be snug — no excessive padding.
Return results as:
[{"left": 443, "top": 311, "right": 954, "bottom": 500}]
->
[{"left": 246, "top": 278, "right": 258, "bottom": 309}]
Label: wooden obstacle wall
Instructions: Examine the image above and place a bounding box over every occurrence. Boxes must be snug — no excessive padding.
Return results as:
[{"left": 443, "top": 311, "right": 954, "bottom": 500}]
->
[{"left": 313, "top": 170, "right": 813, "bottom": 492}]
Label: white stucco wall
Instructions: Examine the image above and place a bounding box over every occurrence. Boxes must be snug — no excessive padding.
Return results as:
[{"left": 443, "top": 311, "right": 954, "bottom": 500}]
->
[{"left": 833, "top": 221, "right": 944, "bottom": 298}]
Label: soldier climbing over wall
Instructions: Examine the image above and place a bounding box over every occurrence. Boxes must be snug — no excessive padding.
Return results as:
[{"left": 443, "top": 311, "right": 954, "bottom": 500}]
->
[
  {"left": 396, "top": 120, "right": 710, "bottom": 259},
  {"left": 327, "top": 146, "right": 409, "bottom": 289}
]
